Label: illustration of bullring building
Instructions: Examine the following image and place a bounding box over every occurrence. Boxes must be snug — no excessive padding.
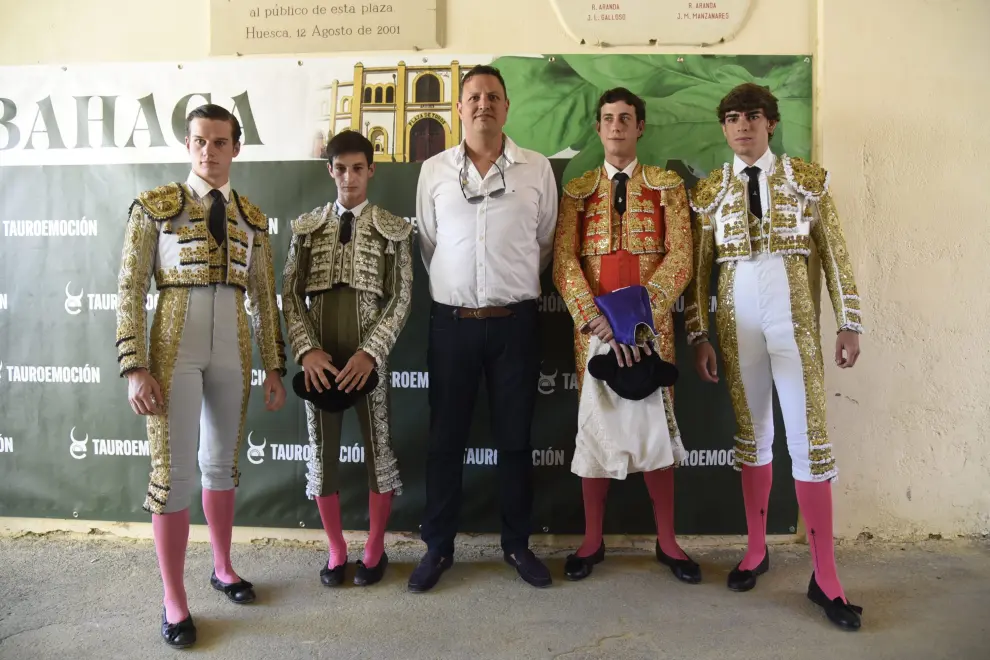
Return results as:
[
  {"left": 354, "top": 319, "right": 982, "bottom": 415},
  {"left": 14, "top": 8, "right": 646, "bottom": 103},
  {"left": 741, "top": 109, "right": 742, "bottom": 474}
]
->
[{"left": 312, "top": 60, "right": 479, "bottom": 162}]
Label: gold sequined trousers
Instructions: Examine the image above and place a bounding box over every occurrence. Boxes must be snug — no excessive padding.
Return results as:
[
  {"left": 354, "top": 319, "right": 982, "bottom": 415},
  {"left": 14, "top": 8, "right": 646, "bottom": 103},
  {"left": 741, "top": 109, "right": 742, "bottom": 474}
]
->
[
  {"left": 303, "top": 285, "right": 401, "bottom": 499},
  {"left": 144, "top": 284, "right": 253, "bottom": 514},
  {"left": 715, "top": 253, "right": 836, "bottom": 482}
]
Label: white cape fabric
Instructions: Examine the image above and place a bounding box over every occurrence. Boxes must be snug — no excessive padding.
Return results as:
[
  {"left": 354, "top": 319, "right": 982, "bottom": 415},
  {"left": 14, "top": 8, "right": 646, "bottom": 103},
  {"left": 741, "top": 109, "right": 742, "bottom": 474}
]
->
[{"left": 571, "top": 335, "right": 688, "bottom": 480}]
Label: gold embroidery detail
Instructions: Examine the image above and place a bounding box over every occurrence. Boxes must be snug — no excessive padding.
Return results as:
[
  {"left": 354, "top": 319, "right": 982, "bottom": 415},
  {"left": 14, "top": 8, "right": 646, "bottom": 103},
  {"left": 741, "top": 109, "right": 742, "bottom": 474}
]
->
[
  {"left": 180, "top": 244, "right": 209, "bottom": 264},
  {"left": 642, "top": 165, "right": 683, "bottom": 191},
  {"left": 783, "top": 256, "right": 836, "bottom": 480},
  {"left": 811, "top": 192, "right": 863, "bottom": 333},
  {"left": 176, "top": 224, "right": 208, "bottom": 243},
  {"left": 143, "top": 287, "right": 190, "bottom": 513},
  {"left": 688, "top": 164, "right": 730, "bottom": 214},
  {"left": 784, "top": 155, "right": 829, "bottom": 198},
  {"left": 232, "top": 289, "right": 252, "bottom": 487},
  {"left": 552, "top": 194, "right": 602, "bottom": 327},
  {"left": 247, "top": 230, "right": 287, "bottom": 375},
  {"left": 684, "top": 210, "right": 715, "bottom": 341},
  {"left": 359, "top": 229, "right": 414, "bottom": 365},
  {"left": 233, "top": 191, "right": 269, "bottom": 231},
  {"left": 644, "top": 183, "right": 693, "bottom": 317},
  {"left": 372, "top": 206, "right": 413, "bottom": 242},
  {"left": 714, "top": 263, "right": 756, "bottom": 470},
  {"left": 135, "top": 182, "right": 185, "bottom": 221},
  {"left": 116, "top": 204, "right": 159, "bottom": 374},
  {"left": 562, "top": 168, "right": 602, "bottom": 199}
]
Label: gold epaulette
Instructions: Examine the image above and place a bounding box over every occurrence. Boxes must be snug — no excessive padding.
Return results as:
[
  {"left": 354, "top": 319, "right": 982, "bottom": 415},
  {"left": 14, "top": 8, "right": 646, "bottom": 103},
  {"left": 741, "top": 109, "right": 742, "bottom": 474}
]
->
[
  {"left": 132, "top": 182, "right": 185, "bottom": 221},
  {"left": 232, "top": 191, "right": 268, "bottom": 231},
  {"left": 782, "top": 155, "right": 830, "bottom": 200},
  {"left": 290, "top": 205, "right": 329, "bottom": 236},
  {"left": 372, "top": 206, "right": 413, "bottom": 242},
  {"left": 688, "top": 163, "right": 731, "bottom": 215},
  {"left": 641, "top": 165, "right": 683, "bottom": 191},
  {"left": 562, "top": 168, "right": 602, "bottom": 199}
]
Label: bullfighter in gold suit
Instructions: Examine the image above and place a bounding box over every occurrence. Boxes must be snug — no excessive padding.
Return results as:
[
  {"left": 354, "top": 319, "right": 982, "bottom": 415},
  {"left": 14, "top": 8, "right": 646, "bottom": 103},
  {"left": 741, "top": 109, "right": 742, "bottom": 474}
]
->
[{"left": 552, "top": 88, "right": 699, "bottom": 584}]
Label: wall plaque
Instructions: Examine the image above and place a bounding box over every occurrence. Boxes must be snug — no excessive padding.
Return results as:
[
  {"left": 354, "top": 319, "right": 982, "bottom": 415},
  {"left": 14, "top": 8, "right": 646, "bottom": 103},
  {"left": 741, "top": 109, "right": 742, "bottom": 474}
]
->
[
  {"left": 211, "top": 1, "right": 443, "bottom": 56},
  {"left": 549, "top": 0, "right": 752, "bottom": 47}
]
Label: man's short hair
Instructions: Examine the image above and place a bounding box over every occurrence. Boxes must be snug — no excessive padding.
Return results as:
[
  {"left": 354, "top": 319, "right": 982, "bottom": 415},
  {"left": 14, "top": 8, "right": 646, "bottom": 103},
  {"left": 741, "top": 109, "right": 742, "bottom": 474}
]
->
[
  {"left": 325, "top": 130, "right": 374, "bottom": 166},
  {"left": 596, "top": 87, "right": 646, "bottom": 123},
  {"left": 185, "top": 103, "right": 242, "bottom": 144},
  {"left": 460, "top": 65, "right": 508, "bottom": 99},
  {"left": 717, "top": 83, "right": 781, "bottom": 124}
]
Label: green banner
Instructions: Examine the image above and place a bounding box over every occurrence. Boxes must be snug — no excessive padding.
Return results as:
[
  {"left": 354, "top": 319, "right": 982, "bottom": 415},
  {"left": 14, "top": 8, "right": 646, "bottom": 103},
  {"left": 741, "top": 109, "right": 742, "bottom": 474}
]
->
[{"left": 0, "top": 53, "right": 812, "bottom": 536}]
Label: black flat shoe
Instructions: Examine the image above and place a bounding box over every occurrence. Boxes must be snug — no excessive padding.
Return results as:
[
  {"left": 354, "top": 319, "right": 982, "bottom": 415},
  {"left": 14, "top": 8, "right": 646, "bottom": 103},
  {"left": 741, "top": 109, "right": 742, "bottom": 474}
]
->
[
  {"left": 210, "top": 570, "right": 256, "bottom": 604},
  {"left": 320, "top": 560, "right": 346, "bottom": 587},
  {"left": 655, "top": 540, "right": 702, "bottom": 584},
  {"left": 354, "top": 552, "right": 388, "bottom": 586},
  {"left": 564, "top": 542, "right": 606, "bottom": 581},
  {"left": 807, "top": 572, "right": 863, "bottom": 631},
  {"left": 407, "top": 552, "right": 453, "bottom": 593},
  {"left": 161, "top": 608, "right": 196, "bottom": 649},
  {"left": 504, "top": 548, "right": 552, "bottom": 588},
  {"left": 727, "top": 546, "right": 770, "bottom": 592}
]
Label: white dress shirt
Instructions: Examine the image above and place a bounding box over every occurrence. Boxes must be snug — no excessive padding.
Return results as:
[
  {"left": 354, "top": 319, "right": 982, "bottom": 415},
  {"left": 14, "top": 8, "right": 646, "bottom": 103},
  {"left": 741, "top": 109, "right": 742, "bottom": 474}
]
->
[
  {"left": 334, "top": 198, "right": 369, "bottom": 217},
  {"left": 186, "top": 170, "right": 231, "bottom": 209},
  {"left": 604, "top": 157, "right": 638, "bottom": 180},
  {"left": 733, "top": 147, "right": 774, "bottom": 216},
  {"left": 415, "top": 135, "right": 559, "bottom": 308}
]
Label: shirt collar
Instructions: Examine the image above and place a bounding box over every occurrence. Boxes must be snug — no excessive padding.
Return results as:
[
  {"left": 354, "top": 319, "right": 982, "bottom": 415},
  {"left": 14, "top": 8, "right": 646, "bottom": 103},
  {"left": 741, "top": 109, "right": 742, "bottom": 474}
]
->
[
  {"left": 186, "top": 170, "right": 231, "bottom": 203},
  {"left": 733, "top": 147, "right": 775, "bottom": 177},
  {"left": 334, "top": 198, "right": 369, "bottom": 217},
  {"left": 453, "top": 134, "right": 527, "bottom": 166},
  {"left": 604, "top": 158, "right": 638, "bottom": 180}
]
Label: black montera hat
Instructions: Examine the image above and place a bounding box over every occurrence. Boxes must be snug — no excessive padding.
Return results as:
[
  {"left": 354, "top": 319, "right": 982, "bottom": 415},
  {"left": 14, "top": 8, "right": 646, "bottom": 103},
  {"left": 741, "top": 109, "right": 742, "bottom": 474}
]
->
[
  {"left": 291, "top": 364, "right": 379, "bottom": 413},
  {"left": 587, "top": 349, "right": 678, "bottom": 401}
]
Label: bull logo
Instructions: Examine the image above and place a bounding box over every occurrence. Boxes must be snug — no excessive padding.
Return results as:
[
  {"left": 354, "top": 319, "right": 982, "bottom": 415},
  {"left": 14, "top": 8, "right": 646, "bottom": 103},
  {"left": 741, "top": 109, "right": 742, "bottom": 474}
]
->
[
  {"left": 246, "top": 431, "right": 267, "bottom": 465},
  {"left": 538, "top": 369, "right": 557, "bottom": 395},
  {"left": 69, "top": 426, "right": 88, "bottom": 460},
  {"left": 65, "top": 282, "right": 84, "bottom": 315}
]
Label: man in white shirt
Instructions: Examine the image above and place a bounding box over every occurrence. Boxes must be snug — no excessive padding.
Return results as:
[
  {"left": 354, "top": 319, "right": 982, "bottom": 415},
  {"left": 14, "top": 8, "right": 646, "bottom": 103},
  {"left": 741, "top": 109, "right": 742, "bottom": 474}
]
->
[
  {"left": 409, "top": 64, "right": 559, "bottom": 592},
  {"left": 685, "top": 83, "right": 864, "bottom": 630}
]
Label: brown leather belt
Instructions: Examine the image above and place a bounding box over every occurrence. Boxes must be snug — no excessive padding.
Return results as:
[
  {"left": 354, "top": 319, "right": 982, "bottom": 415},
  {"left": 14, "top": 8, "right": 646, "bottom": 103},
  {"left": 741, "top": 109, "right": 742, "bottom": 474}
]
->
[{"left": 452, "top": 306, "right": 514, "bottom": 319}]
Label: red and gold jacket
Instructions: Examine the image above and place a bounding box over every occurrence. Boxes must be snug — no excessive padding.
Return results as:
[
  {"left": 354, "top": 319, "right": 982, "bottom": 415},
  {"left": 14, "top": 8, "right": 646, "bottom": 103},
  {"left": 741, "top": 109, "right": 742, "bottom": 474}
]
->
[{"left": 553, "top": 163, "right": 693, "bottom": 353}]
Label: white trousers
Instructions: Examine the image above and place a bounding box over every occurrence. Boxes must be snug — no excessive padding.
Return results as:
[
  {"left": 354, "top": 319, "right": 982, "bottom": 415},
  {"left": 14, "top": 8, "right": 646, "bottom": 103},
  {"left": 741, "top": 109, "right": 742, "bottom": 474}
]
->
[
  {"left": 150, "top": 285, "right": 250, "bottom": 514},
  {"left": 717, "top": 254, "right": 836, "bottom": 482}
]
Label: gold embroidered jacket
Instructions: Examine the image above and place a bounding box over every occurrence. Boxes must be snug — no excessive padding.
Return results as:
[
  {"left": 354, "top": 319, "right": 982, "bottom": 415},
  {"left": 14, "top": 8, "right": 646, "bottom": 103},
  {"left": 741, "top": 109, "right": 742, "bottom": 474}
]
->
[
  {"left": 553, "top": 164, "right": 693, "bottom": 329},
  {"left": 281, "top": 202, "right": 415, "bottom": 365},
  {"left": 683, "top": 154, "right": 863, "bottom": 343},
  {"left": 114, "top": 182, "right": 287, "bottom": 377}
]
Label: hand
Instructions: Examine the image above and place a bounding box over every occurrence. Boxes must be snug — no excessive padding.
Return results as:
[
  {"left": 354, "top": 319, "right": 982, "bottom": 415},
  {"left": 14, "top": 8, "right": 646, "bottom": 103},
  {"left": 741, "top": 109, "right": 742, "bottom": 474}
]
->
[
  {"left": 262, "top": 370, "right": 286, "bottom": 411},
  {"left": 335, "top": 350, "right": 376, "bottom": 394},
  {"left": 585, "top": 316, "right": 614, "bottom": 343},
  {"left": 609, "top": 340, "right": 651, "bottom": 367},
  {"left": 301, "top": 348, "right": 339, "bottom": 393},
  {"left": 694, "top": 341, "right": 719, "bottom": 383},
  {"left": 126, "top": 368, "right": 164, "bottom": 415},
  {"left": 835, "top": 330, "right": 861, "bottom": 368}
]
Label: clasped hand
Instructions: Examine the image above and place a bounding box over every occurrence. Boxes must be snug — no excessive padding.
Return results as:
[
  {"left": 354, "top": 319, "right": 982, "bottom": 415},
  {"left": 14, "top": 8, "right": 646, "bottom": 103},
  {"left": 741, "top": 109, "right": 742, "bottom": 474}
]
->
[
  {"left": 302, "top": 348, "right": 376, "bottom": 394},
  {"left": 585, "top": 316, "right": 651, "bottom": 367}
]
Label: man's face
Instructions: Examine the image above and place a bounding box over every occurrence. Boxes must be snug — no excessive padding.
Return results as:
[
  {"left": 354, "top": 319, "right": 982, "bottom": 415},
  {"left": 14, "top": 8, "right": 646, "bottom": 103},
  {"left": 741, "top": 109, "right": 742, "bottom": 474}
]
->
[
  {"left": 457, "top": 74, "right": 509, "bottom": 136},
  {"left": 328, "top": 152, "right": 374, "bottom": 206},
  {"left": 597, "top": 101, "right": 643, "bottom": 161},
  {"left": 185, "top": 118, "right": 239, "bottom": 184},
  {"left": 721, "top": 108, "right": 776, "bottom": 161}
]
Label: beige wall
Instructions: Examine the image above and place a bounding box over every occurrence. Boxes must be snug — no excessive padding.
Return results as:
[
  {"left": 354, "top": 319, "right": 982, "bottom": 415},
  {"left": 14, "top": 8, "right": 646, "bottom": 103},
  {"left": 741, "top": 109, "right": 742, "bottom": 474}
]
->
[{"left": 1, "top": 0, "right": 987, "bottom": 540}]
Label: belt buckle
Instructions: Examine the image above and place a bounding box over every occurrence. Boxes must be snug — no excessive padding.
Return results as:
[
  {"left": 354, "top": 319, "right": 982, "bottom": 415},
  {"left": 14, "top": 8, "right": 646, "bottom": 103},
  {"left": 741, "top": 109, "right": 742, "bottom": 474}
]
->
[{"left": 471, "top": 308, "right": 483, "bottom": 319}]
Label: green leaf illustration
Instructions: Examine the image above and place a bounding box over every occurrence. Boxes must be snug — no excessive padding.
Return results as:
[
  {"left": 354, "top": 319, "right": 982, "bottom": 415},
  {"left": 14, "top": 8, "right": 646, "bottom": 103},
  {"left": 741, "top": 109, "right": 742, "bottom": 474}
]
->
[
  {"left": 560, "top": 54, "right": 756, "bottom": 99},
  {"left": 490, "top": 55, "right": 600, "bottom": 156}
]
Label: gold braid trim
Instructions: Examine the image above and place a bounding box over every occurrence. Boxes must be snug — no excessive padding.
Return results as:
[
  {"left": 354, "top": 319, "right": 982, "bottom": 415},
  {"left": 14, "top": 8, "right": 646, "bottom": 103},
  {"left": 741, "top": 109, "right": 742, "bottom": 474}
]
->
[
  {"left": 782, "top": 154, "right": 829, "bottom": 200},
  {"left": 641, "top": 165, "right": 683, "bottom": 191},
  {"left": 133, "top": 182, "right": 185, "bottom": 221},
  {"left": 688, "top": 163, "right": 730, "bottom": 215},
  {"left": 562, "top": 168, "right": 602, "bottom": 199},
  {"left": 232, "top": 190, "right": 269, "bottom": 231},
  {"left": 372, "top": 206, "right": 413, "bottom": 242}
]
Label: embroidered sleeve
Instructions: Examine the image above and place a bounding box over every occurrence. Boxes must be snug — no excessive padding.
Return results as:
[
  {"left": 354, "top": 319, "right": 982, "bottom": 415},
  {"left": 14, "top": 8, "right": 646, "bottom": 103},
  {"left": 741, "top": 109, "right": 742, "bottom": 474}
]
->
[
  {"left": 359, "top": 231, "right": 414, "bottom": 363},
  {"left": 810, "top": 191, "right": 863, "bottom": 334},
  {"left": 552, "top": 194, "right": 601, "bottom": 329},
  {"left": 281, "top": 229, "right": 321, "bottom": 363},
  {"left": 683, "top": 208, "right": 715, "bottom": 344},
  {"left": 116, "top": 203, "right": 160, "bottom": 376},
  {"left": 644, "top": 183, "right": 693, "bottom": 317},
  {"left": 247, "top": 229, "right": 287, "bottom": 375}
]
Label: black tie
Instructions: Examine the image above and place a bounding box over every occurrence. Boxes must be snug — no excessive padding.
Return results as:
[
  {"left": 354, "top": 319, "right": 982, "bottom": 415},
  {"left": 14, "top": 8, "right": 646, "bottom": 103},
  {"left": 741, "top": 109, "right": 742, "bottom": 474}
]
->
[
  {"left": 208, "top": 189, "right": 226, "bottom": 245},
  {"left": 339, "top": 210, "right": 354, "bottom": 245},
  {"left": 612, "top": 172, "right": 629, "bottom": 216},
  {"left": 743, "top": 166, "right": 763, "bottom": 219}
]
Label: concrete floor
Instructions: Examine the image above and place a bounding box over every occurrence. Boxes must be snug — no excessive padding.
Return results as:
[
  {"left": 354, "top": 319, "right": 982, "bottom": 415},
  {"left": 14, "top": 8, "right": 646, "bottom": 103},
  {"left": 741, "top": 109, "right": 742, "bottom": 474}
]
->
[{"left": 0, "top": 534, "right": 988, "bottom": 660}]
